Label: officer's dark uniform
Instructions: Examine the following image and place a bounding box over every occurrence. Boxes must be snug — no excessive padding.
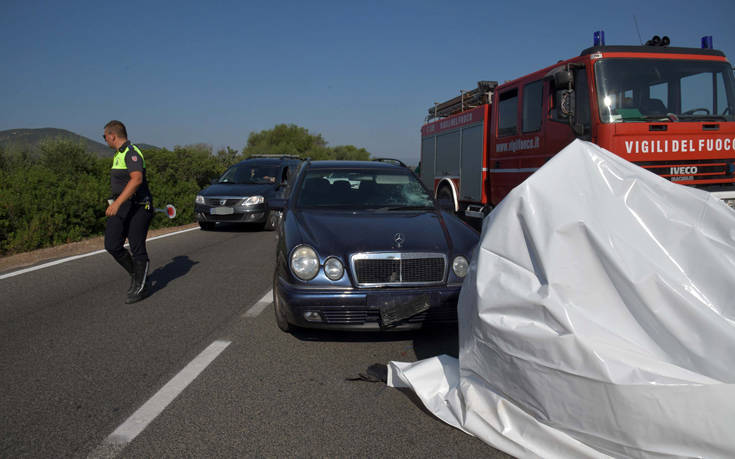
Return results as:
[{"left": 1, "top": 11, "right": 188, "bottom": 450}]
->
[{"left": 104, "top": 141, "right": 153, "bottom": 303}]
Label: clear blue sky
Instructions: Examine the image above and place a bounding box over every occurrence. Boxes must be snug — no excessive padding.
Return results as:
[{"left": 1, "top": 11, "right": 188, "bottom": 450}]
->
[{"left": 2, "top": 0, "right": 733, "bottom": 164}]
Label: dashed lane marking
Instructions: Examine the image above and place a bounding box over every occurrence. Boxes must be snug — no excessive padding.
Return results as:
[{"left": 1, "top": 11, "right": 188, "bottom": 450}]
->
[
  {"left": 242, "top": 289, "right": 273, "bottom": 318},
  {"left": 88, "top": 340, "right": 231, "bottom": 458}
]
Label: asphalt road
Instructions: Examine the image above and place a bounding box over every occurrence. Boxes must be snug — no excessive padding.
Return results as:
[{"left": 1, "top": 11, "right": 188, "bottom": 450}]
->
[{"left": 0, "top": 224, "right": 509, "bottom": 458}]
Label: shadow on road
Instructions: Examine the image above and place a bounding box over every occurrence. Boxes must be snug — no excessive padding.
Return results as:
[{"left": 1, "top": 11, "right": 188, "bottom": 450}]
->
[
  {"left": 203, "top": 222, "right": 267, "bottom": 233},
  {"left": 290, "top": 326, "right": 459, "bottom": 359},
  {"left": 149, "top": 255, "right": 199, "bottom": 295}
]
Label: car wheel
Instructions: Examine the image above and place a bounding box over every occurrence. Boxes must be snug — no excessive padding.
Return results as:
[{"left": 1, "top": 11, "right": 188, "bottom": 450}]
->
[
  {"left": 199, "top": 222, "right": 215, "bottom": 231},
  {"left": 263, "top": 210, "right": 280, "bottom": 231},
  {"left": 273, "top": 271, "right": 292, "bottom": 332}
]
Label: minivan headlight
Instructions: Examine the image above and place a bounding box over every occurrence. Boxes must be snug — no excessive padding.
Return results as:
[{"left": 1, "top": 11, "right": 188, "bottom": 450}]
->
[
  {"left": 195, "top": 195, "right": 205, "bottom": 204},
  {"left": 290, "top": 245, "right": 319, "bottom": 281},
  {"left": 452, "top": 256, "right": 469, "bottom": 278},
  {"left": 324, "top": 257, "right": 344, "bottom": 281},
  {"left": 243, "top": 195, "right": 265, "bottom": 206}
]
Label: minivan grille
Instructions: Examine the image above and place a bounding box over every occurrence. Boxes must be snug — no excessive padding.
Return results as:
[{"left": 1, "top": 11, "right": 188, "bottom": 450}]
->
[
  {"left": 351, "top": 252, "right": 446, "bottom": 287},
  {"left": 204, "top": 197, "right": 241, "bottom": 206}
]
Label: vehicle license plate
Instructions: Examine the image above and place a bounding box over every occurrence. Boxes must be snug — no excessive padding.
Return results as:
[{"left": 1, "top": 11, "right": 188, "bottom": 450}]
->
[
  {"left": 210, "top": 206, "right": 234, "bottom": 215},
  {"left": 375, "top": 293, "right": 431, "bottom": 327}
]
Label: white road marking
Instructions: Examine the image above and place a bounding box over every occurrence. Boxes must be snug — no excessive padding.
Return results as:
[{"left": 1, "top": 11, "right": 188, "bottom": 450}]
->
[
  {"left": 243, "top": 289, "right": 273, "bottom": 318},
  {"left": 0, "top": 227, "right": 200, "bottom": 280},
  {"left": 88, "top": 340, "right": 231, "bottom": 458}
]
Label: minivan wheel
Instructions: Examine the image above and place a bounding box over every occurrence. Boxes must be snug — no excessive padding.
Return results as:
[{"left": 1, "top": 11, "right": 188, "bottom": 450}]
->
[{"left": 263, "top": 210, "right": 280, "bottom": 231}]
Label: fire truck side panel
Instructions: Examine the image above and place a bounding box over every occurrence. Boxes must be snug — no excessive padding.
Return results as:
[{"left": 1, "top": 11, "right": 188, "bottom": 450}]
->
[
  {"left": 420, "top": 106, "right": 488, "bottom": 208},
  {"left": 459, "top": 123, "right": 484, "bottom": 202},
  {"left": 488, "top": 73, "right": 583, "bottom": 205},
  {"left": 420, "top": 136, "right": 435, "bottom": 190},
  {"left": 436, "top": 131, "right": 460, "bottom": 178}
]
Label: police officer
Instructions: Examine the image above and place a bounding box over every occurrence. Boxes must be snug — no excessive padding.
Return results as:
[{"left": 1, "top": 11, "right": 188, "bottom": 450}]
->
[{"left": 103, "top": 120, "right": 153, "bottom": 303}]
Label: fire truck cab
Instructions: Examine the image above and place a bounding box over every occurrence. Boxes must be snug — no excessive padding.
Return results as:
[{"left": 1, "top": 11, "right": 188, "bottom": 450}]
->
[{"left": 420, "top": 34, "right": 735, "bottom": 217}]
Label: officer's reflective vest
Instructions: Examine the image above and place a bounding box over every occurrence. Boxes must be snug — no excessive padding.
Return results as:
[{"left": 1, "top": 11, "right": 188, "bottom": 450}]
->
[{"left": 112, "top": 144, "right": 146, "bottom": 170}]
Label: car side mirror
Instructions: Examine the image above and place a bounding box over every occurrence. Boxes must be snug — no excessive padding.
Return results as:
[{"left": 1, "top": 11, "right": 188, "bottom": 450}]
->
[{"left": 210, "top": 178, "right": 218, "bottom": 185}]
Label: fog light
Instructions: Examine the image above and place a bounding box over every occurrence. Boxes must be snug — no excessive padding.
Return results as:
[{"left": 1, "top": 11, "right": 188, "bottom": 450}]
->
[
  {"left": 303, "top": 311, "right": 322, "bottom": 322},
  {"left": 452, "top": 256, "right": 469, "bottom": 278},
  {"left": 324, "top": 257, "right": 344, "bottom": 280}
]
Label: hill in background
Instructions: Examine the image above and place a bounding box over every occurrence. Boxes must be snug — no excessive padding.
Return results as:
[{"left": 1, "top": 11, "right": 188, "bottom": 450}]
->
[{"left": 0, "top": 128, "right": 159, "bottom": 157}]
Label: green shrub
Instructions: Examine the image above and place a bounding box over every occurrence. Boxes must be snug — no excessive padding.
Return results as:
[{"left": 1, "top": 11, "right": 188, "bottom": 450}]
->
[{"left": 0, "top": 125, "right": 372, "bottom": 255}]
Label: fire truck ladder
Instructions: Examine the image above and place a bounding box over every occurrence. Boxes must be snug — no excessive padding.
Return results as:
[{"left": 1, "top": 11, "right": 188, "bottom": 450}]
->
[{"left": 426, "top": 80, "right": 497, "bottom": 121}]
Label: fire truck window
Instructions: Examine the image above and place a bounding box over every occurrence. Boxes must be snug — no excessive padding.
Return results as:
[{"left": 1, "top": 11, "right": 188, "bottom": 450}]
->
[
  {"left": 498, "top": 89, "right": 518, "bottom": 137},
  {"left": 522, "top": 81, "right": 543, "bottom": 133},
  {"left": 574, "top": 69, "right": 591, "bottom": 132},
  {"left": 717, "top": 73, "right": 728, "bottom": 114},
  {"left": 681, "top": 73, "right": 712, "bottom": 114},
  {"left": 650, "top": 83, "right": 668, "bottom": 108}
]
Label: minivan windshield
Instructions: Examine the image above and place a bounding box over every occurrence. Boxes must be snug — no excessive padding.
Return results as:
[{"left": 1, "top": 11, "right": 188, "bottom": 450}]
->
[
  {"left": 296, "top": 168, "right": 434, "bottom": 209},
  {"left": 218, "top": 164, "right": 279, "bottom": 184},
  {"left": 595, "top": 58, "right": 735, "bottom": 123}
]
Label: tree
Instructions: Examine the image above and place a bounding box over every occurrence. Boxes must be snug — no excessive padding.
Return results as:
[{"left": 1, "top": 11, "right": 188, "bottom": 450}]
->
[
  {"left": 331, "top": 145, "right": 370, "bottom": 161},
  {"left": 242, "top": 124, "right": 371, "bottom": 160},
  {"left": 243, "top": 124, "right": 327, "bottom": 158},
  {"left": 214, "top": 146, "right": 242, "bottom": 171}
]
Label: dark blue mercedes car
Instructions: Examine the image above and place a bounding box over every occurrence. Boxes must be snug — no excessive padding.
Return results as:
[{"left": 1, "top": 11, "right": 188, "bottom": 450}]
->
[{"left": 272, "top": 159, "right": 479, "bottom": 332}]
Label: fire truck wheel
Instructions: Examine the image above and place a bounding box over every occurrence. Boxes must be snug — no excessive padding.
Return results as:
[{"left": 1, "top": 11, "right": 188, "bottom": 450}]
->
[{"left": 437, "top": 186, "right": 455, "bottom": 212}]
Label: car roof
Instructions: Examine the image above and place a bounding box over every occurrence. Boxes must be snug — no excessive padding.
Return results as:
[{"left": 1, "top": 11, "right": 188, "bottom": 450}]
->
[
  {"left": 306, "top": 160, "right": 406, "bottom": 170},
  {"left": 233, "top": 157, "right": 299, "bottom": 166}
]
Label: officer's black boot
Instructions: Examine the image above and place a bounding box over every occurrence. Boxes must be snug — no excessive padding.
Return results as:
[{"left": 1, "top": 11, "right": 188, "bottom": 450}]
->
[
  {"left": 126, "top": 259, "right": 150, "bottom": 304},
  {"left": 113, "top": 251, "right": 136, "bottom": 295}
]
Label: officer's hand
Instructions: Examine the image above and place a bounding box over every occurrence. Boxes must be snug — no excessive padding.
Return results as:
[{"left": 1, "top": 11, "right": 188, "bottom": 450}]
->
[{"left": 106, "top": 202, "right": 120, "bottom": 216}]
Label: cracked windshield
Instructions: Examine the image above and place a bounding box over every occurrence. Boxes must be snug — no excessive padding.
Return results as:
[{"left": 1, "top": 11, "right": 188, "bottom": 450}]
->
[{"left": 297, "top": 169, "right": 433, "bottom": 209}]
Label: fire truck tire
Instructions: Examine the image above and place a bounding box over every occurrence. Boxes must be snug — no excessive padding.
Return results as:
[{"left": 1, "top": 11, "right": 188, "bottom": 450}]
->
[{"left": 437, "top": 186, "right": 455, "bottom": 212}]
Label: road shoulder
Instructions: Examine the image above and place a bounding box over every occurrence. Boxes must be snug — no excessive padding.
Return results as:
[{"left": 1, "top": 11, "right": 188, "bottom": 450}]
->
[{"left": 0, "top": 223, "right": 199, "bottom": 274}]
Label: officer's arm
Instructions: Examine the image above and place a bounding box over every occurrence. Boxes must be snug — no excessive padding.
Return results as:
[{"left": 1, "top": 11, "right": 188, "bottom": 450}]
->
[
  {"left": 106, "top": 171, "right": 143, "bottom": 216},
  {"left": 116, "top": 171, "right": 143, "bottom": 203}
]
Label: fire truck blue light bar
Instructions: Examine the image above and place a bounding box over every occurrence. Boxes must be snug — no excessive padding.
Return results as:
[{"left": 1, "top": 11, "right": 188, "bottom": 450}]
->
[{"left": 594, "top": 30, "right": 605, "bottom": 47}]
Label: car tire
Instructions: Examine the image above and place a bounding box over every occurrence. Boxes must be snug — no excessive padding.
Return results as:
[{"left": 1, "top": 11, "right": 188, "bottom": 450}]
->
[
  {"left": 273, "top": 271, "right": 292, "bottom": 332},
  {"left": 199, "top": 222, "right": 215, "bottom": 231},
  {"left": 263, "top": 210, "right": 280, "bottom": 231}
]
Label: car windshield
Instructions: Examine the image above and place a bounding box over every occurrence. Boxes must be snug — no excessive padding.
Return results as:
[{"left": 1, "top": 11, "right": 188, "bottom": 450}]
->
[
  {"left": 218, "top": 164, "right": 279, "bottom": 184},
  {"left": 594, "top": 58, "right": 735, "bottom": 122},
  {"left": 296, "top": 168, "right": 434, "bottom": 210}
]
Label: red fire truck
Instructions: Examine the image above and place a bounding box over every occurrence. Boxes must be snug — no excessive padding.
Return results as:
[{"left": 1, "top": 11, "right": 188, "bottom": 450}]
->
[{"left": 420, "top": 34, "right": 735, "bottom": 218}]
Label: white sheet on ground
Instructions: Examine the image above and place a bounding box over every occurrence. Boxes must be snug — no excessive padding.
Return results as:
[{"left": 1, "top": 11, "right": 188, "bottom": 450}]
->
[{"left": 388, "top": 140, "right": 735, "bottom": 458}]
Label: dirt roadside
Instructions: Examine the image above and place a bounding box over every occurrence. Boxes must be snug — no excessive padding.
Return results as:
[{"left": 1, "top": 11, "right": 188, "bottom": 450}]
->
[{"left": 0, "top": 222, "right": 199, "bottom": 274}]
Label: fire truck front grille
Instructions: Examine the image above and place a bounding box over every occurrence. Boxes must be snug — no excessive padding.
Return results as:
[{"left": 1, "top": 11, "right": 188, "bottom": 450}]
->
[{"left": 637, "top": 158, "right": 735, "bottom": 184}]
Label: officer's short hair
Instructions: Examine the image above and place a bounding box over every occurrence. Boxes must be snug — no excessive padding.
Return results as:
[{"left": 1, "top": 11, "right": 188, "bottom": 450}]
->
[{"left": 104, "top": 120, "right": 128, "bottom": 139}]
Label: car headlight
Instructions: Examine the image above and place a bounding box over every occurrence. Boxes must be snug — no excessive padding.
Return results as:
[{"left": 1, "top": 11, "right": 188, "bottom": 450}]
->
[
  {"left": 195, "top": 195, "right": 205, "bottom": 204},
  {"left": 242, "top": 195, "right": 265, "bottom": 206},
  {"left": 290, "top": 245, "right": 319, "bottom": 281},
  {"left": 324, "top": 257, "right": 344, "bottom": 281},
  {"left": 452, "top": 256, "right": 469, "bottom": 278}
]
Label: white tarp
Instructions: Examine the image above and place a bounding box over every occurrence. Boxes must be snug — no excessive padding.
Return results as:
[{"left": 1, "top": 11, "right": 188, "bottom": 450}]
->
[{"left": 388, "top": 140, "right": 735, "bottom": 458}]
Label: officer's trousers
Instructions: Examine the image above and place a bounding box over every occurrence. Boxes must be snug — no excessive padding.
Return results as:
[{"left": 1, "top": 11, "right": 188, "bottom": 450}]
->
[{"left": 105, "top": 200, "right": 153, "bottom": 263}]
